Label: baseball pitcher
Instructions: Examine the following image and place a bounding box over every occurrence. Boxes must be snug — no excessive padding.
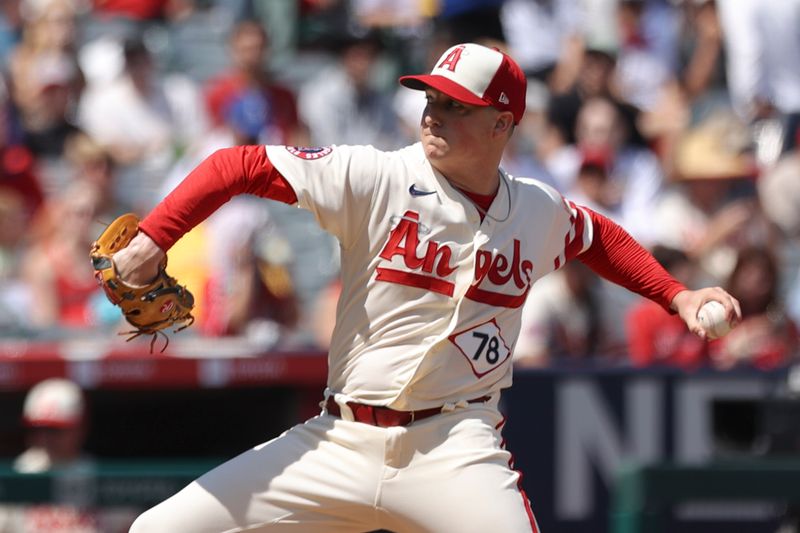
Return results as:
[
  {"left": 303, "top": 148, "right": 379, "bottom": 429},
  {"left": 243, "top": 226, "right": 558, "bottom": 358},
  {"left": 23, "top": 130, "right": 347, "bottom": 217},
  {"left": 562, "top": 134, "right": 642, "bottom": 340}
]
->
[{"left": 106, "top": 43, "right": 741, "bottom": 532}]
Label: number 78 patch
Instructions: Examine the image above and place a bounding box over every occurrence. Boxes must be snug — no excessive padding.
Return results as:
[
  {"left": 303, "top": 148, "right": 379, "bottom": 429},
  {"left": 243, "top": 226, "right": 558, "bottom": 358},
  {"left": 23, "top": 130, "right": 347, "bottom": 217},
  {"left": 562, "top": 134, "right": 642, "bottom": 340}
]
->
[{"left": 449, "top": 319, "right": 511, "bottom": 377}]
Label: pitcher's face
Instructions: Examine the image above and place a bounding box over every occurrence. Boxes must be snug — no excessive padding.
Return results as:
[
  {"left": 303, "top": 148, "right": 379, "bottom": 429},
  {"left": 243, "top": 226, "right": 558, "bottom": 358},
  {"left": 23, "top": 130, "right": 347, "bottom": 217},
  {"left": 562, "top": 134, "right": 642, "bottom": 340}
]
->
[{"left": 420, "top": 89, "right": 499, "bottom": 163}]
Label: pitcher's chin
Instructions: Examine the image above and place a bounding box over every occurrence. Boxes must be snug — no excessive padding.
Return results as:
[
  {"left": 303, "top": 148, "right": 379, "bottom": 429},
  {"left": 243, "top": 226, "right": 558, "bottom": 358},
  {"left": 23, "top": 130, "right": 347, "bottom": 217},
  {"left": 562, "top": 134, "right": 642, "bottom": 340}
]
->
[{"left": 422, "top": 137, "right": 449, "bottom": 160}]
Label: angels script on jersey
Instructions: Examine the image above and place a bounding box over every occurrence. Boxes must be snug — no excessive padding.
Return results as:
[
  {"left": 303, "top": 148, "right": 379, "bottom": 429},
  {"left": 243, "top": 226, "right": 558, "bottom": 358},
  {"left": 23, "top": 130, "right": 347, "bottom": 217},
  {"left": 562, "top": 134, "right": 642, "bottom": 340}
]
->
[{"left": 376, "top": 211, "right": 534, "bottom": 308}]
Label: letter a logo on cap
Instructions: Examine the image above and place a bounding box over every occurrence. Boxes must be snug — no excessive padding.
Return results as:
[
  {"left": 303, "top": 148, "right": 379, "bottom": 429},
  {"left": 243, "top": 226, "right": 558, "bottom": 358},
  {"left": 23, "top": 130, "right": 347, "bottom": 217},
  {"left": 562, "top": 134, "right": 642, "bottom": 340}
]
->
[{"left": 437, "top": 45, "right": 464, "bottom": 72}]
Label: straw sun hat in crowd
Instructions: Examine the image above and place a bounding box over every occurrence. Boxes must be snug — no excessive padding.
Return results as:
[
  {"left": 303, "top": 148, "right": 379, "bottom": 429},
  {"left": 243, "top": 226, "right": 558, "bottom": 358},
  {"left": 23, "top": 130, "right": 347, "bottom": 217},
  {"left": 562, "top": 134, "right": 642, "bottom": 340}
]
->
[{"left": 673, "top": 113, "right": 756, "bottom": 181}]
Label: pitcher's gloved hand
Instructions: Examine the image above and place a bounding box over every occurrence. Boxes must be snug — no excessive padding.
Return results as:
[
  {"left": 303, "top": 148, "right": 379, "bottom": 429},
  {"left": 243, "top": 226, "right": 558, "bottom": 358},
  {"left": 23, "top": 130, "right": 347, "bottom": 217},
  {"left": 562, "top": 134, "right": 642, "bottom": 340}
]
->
[{"left": 90, "top": 213, "right": 194, "bottom": 352}]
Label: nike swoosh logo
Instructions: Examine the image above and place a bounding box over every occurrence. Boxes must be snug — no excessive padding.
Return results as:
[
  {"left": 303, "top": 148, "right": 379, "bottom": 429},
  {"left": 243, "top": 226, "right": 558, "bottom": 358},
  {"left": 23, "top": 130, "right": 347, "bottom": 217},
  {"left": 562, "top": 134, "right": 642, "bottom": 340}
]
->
[{"left": 409, "top": 184, "right": 437, "bottom": 197}]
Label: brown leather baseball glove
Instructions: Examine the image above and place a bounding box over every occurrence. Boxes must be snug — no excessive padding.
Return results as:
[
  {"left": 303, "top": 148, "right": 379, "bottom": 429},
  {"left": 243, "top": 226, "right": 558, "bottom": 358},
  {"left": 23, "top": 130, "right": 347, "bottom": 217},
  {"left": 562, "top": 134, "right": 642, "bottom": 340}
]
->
[{"left": 90, "top": 213, "right": 195, "bottom": 352}]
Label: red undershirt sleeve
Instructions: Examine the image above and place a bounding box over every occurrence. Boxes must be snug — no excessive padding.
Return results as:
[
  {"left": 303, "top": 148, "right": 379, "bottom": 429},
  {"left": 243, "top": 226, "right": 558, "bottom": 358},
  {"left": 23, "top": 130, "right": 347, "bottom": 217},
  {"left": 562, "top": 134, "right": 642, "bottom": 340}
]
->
[
  {"left": 138, "top": 145, "right": 297, "bottom": 251},
  {"left": 577, "top": 208, "right": 687, "bottom": 312}
]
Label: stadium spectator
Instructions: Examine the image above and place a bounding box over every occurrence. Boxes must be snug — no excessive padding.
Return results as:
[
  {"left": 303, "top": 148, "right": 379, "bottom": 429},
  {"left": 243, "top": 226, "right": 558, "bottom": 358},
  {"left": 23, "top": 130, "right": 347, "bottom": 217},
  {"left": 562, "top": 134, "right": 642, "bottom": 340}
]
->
[
  {"left": 759, "top": 144, "right": 800, "bottom": 336},
  {"left": 431, "top": 0, "right": 505, "bottom": 44},
  {"left": 500, "top": 71, "right": 562, "bottom": 190},
  {"left": 652, "top": 112, "right": 777, "bottom": 284},
  {"left": 0, "top": 378, "right": 97, "bottom": 533},
  {"left": 14, "top": 378, "right": 90, "bottom": 473},
  {"left": 577, "top": 45, "right": 618, "bottom": 101},
  {"left": 79, "top": 0, "right": 179, "bottom": 46},
  {"left": 9, "top": 0, "right": 82, "bottom": 94},
  {"left": 90, "top": 0, "right": 170, "bottom": 22},
  {"left": 0, "top": 64, "right": 45, "bottom": 224},
  {"left": 200, "top": 197, "right": 299, "bottom": 340},
  {"left": 0, "top": 378, "right": 135, "bottom": 532},
  {"left": 350, "top": 0, "right": 429, "bottom": 30},
  {"left": 0, "top": 136, "right": 43, "bottom": 227},
  {"left": 162, "top": 88, "right": 276, "bottom": 194},
  {"left": 514, "top": 261, "right": 605, "bottom": 368},
  {"left": 626, "top": 245, "right": 710, "bottom": 369},
  {"left": 161, "top": 89, "right": 300, "bottom": 341},
  {"left": 509, "top": 90, "right": 582, "bottom": 194},
  {"left": 5, "top": 0, "right": 83, "bottom": 194},
  {"left": 61, "top": 131, "right": 117, "bottom": 212},
  {"left": 609, "top": 0, "right": 705, "bottom": 177},
  {"left": 612, "top": 0, "right": 680, "bottom": 113},
  {"left": 632, "top": 0, "right": 725, "bottom": 177},
  {"left": 203, "top": 19, "right": 305, "bottom": 145},
  {"left": 76, "top": 36, "right": 208, "bottom": 211},
  {"left": 20, "top": 181, "right": 107, "bottom": 329},
  {"left": 298, "top": 33, "right": 403, "bottom": 149},
  {"left": 758, "top": 136, "right": 800, "bottom": 240},
  {"left": 500, "top": 0, "right": 585, "bottom": 94},
  {"left": 0, "top": 0, "right": 789, "bottom": 371},
  {"left": 712, "top": 246, "right": 799, "bottom": 370},
  {"left": 14, "top": 52, "right": 81, "bottom": 161},
  {"left": 566, "top": 146, "right": 618, "bottom": 218},
  {"left": 676, "top": 0, "right": 725, "bottom": 105},
  {"left": 717, "top": 0, "right": 800, "bottom": 156},
  {"left": 0, "top": 189, "right": 31, "bottom": 331},
  {"left": 526, "top": 43, "right": 619, "bottom": 192},
  {"left": 0, "top": 2, "right": 22, "bottom": 66},
  {"left": 570, "top": 95, "right": 664, "bottom": 245}
]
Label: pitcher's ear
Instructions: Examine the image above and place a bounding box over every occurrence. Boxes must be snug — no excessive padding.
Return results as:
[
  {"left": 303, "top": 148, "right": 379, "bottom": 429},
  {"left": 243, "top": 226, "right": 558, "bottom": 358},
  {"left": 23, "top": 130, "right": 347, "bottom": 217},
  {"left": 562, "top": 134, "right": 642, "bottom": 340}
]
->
[{"left": 495, "top": 112, "right": 514, "bottom": 135}]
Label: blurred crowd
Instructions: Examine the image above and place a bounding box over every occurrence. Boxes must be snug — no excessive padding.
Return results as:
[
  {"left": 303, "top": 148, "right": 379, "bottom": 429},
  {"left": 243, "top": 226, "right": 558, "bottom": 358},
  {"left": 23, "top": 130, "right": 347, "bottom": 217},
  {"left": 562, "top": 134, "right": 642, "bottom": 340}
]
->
[{"left": 0, "top": 0, "right": 798, "bottom": 371}]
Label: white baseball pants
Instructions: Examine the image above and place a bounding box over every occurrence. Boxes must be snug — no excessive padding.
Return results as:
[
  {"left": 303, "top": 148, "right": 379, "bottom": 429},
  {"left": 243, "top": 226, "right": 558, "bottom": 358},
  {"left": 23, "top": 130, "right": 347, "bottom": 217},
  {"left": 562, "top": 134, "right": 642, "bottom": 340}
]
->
[{"left": 129, "top": 400, "right": 540, "bottom": 533}]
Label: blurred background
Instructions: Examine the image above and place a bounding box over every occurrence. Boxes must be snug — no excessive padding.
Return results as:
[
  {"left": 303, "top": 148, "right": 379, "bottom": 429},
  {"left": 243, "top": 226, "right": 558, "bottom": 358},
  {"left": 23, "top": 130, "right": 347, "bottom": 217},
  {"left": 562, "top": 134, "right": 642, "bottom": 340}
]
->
[{"left": 0, "top": 0, "right": 799, "bottom": 532}]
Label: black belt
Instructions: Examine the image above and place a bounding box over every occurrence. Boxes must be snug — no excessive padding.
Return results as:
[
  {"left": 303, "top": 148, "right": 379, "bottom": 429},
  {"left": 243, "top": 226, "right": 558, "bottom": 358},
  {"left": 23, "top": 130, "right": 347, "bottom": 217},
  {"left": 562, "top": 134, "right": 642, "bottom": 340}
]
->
[{"left": 324, "top": 396, "right": 491, "bottom": 428}]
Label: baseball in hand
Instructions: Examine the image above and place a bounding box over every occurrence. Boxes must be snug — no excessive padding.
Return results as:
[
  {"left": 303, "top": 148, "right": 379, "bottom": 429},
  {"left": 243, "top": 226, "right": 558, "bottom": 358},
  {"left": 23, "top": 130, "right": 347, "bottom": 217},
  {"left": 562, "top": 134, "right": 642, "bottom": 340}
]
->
[{"left": 697, "top": 300, "right": 733, "bottom": 340}]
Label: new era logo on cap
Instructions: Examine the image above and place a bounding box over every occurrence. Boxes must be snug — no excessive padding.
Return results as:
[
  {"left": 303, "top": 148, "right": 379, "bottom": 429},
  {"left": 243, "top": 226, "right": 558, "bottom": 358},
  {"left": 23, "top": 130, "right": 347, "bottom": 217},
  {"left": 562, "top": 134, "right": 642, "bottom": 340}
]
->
[{"left": 399, "top": 43, "right": 527, "bottom": 124}]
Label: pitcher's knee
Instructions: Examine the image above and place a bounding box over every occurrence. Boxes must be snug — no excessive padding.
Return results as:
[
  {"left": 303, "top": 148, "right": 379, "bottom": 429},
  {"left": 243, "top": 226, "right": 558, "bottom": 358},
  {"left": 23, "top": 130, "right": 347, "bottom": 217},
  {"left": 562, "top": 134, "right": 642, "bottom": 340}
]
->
[
  {"left": 128, "top": 508, "right": 161, "bottom": 533},
  {"left": 128, "top": 499, "right": 230, "bottom": 533}
]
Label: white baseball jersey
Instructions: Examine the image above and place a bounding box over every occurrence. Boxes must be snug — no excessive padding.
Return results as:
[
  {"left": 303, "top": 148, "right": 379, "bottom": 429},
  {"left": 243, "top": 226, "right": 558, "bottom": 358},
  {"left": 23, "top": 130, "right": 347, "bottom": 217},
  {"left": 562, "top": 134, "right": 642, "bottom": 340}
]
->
[{"left": 267, "top": 142, "right": 593, "bottom": 410}]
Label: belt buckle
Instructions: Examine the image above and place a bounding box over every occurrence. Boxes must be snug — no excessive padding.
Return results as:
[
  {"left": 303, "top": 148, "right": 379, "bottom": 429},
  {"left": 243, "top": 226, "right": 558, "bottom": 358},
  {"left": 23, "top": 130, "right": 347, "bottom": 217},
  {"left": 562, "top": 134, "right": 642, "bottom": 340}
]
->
[{"left": 409, "top": 410, "right": 415, "bottom": 425}]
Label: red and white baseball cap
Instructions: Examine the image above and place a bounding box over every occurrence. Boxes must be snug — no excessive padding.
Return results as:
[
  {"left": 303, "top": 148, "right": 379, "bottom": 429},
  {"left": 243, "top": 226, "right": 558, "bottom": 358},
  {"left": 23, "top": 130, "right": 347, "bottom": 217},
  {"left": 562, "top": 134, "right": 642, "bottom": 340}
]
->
[
  {"left": 399, "top": 43, "right": 527, "bottom": 124},
  {"left": 23, "top": 378, "right": 85, "bottom": 428}
]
